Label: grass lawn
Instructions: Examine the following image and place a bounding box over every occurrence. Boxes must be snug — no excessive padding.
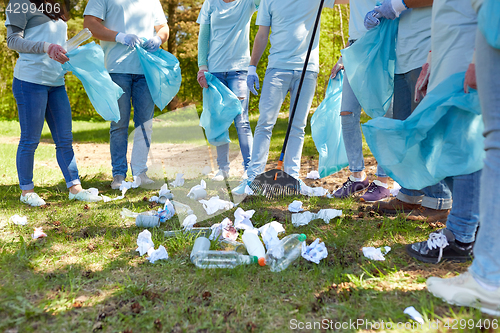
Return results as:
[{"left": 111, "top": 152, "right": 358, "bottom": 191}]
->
[{"left": 0, "top": 112, "right": 496, "bottom": 333}]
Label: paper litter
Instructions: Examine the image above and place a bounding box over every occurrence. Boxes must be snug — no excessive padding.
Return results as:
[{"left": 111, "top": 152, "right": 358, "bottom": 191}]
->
[
  {"left": 182, "top": 214, "right": 197, "bottom": 230},
  {"left": 362, "top": 246, "right": 391, "bottom": 261},
  {"left": 209, "top": 218, "right": 237, "bottom": 241},
  {"left": 291, "top": 209, "right": 342, "bottom": 227},
  {"left": 234, "top": 208, "right": 255, "bottom": 230},
  {"left": 169, "top": 173, "right": 185, "bottom": 188},
  {"left": 199, "top": 196, "right": 234, "bottom": 215},
  {"left": 136, "top": 230, "right": 154, "bottom": 256},
  {"left": 306, "top": 170, "right": 320, "bottom": 179},
  {"left": 32, "top": 227, "right": 47, "bottom": 239},
  {"left": 301, "top": 239, "right": 328, "bottom": 264},
  {"left": 390, "top": 182, "right": 401, "bottom": 197},
  {"left": 10, "top": 214, "right": 27, "bottom": 226},
  {"left": 147, "top": 245, "right": 169, "bottom": 263},
  {"left": 404, "top": 306, "right": 424, "bottom": 325},
  {"left": 288, "top": 200, "right": 304, "bottom": 213},
  {"left": 300, "top": 184, "right": 328, "bottom": 197},
  {"left": 187, "top": 180, "right": 207, "bottom": 200}
]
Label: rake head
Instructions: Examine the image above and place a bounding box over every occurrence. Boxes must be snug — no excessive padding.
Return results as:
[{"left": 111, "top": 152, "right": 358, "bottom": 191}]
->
[{"left": 249, "top": 169, "right": 301, "bottom": 199}]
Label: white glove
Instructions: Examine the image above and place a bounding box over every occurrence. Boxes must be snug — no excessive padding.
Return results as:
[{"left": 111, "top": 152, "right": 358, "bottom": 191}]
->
[
  {"left": 247, "top": 65, "right": 260, "bottom": 95},
  {"left": 115, "top": 33, "right": 140, "bottom": 48}
]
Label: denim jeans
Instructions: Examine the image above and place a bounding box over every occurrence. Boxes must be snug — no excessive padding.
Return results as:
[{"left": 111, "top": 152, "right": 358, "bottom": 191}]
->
[
  {"left": 393, "top": 68, "right": 453, "bottom": 209},
  {"left": 246, "top": 68, "right": 317, "bottom": 181},
  {"left": 13, "top": 78, "right": 81, "bottom": 190},
  {"left": 212, "top": 71, "right": 253, "bottom": 172},
  {"left": 110, "top": 73, "right": 155, "bottom": 177},
  {"left": 340, "top": 73, "right": 387, "bottom": 178},
  {"left": 470, "top": 30, "right": 500, "bottom": 287}
]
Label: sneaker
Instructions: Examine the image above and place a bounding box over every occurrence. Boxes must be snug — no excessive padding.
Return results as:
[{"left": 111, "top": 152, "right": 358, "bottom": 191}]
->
[
  {"left": 427, "top": 272, "right": 500, "bottom": 316},
  {"left": 232, "top": 179, "right": 249, "bottom": 196},
  {"left": 111, "top": 175, "right": 125, "bottom": 190},
  {"left": 332, "top": 175, "right": 369, "bottom": 199},
  {"left": 69, "top": 189, "right": 102, "bottom": 202},
  {"left": 373, "top": 198, "right": 420, "bottom": 214},
  {"left": 212, "top": 169, "right": 228, "bottom": 182},
  {"left": 406, "top": 228, "right": 473, "bottom": 264},
  {"left": 359, "top": 180, "right": 391, "bottom": 202},
  {"left": 136, "top": 172, "right": 155, "bottom": 187},
  {"left": 20, "top": 192, "right": 46, "bottom": 207},
  {"left": 406, "top": 206, "right": 450, "bottom": 223}
]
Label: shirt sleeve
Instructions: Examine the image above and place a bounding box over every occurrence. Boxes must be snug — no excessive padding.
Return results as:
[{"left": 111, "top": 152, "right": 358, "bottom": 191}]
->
[
  {"left": 255, "top": 0, "right": 270, "bottom": 26},
  {"left": 6, "top": 25, "right": 46, "bottom": 53},
  {"left": 197, "top": 24, "right": 210, "bottom": 68},
  {"left": 83, "top": 0, "right": 107, "bottom": 20},
  {"left": 197, "top": 0, "right": 211, "bottom": 25},
  {"left": 152, "top": 0, "right": 167, "bottom": 26},
  {"left": 5, "top": 1, "right": 28, "bottom": 30},
  {"left": 325, "top": 0, "right": 336, "bottom": 8}
]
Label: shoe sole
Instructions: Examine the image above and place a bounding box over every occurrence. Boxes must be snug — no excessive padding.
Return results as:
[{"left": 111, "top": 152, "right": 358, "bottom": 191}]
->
[
  {"left": 405, "top": 244, "right": 472, "bottom": 264},
  {"left": 429, "top": 292, "right": 500, "bottom": 316},
  {"left": 333, "top": 187, "right": 368, "bottom": 199},
  {"left": 359, "top": 195, "right": 391, "bottom": 203}
]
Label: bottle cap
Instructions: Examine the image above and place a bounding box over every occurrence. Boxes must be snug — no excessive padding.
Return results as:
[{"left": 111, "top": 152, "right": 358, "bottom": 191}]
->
[
  {"left": 251, "top": 256, "right": 259, "bottom": 264},
  {"left": 258, "top": 257, "right": 266, "bottom": 266},
  {"left": 298, "top": 234, "right": 307, "bottom": 242}
]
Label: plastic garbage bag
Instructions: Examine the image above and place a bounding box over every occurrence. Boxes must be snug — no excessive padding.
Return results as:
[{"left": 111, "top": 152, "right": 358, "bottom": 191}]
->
[
  {"left": 478, "top": 0, "right": 500, "bottom": 49},
  {"left": 311, "top": 72, "right": 349, "bottom": 178},
  {"left": 62, "top": 42, "right": 122, "bottom": 122},
  {"left": 135, "top": 43, "right": 182, "bottom": 110},
  {"left": 362, "top": 71, "right": 484, "bottom": 190},
  {"left": 200, "top": 72, "right": 243, "bottom": 146},
  {"left": 341, "top": 18, "right": 399, "bottom": 118}
]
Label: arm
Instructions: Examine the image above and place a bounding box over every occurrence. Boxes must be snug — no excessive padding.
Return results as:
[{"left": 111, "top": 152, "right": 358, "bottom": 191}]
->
[
  {"left": 404, "top": 0, "right": 433, "bottom": 8},
  {"left": 7, "top": 25, "right": 47, "bottom": 53},
  {"left": 334, "top": 0, "right": 349, "bottom": 4},
  {"left": 197, "top": 24, "right": 210, "bottom": 71},
  {"left": 83, "top": 15, "right": 118, "bottom": 42},
  {"left": 249, "top": 25, "right": 270, "bottom": 67},
  {"left": 154, "top": 23, "right": 169, "bottom": 44}
]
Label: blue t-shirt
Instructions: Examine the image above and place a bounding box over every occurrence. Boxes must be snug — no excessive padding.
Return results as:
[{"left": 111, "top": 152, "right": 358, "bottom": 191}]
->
[
  {"left": 348, "top": 0, "right": 378, "bottom": 41},
  {"left": 197, "top": 0, "right": 257, "bottom": 72},
  {"left": 256, "top": 0, "right": 335, "bottom": 73},
  {"left": 6, "top": 0, "right": 66, "bottom": 86},
  {"left": 84, "top": 0, "right": 167, "bottom": 74}
]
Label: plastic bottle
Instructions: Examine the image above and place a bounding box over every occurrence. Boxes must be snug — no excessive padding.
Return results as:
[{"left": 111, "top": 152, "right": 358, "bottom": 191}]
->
[
  {"left": 190, "top": 238, "right": 258, "bottom": 269},
  {"left": 65, "top": 28, "right": 92, "bottom": 52},
  {"left": 135, "top": 214, "right": 160, "bottom": 228},
  {"left": 264, "top": 234, "right": 306, "bottom": 272},
  {"left": 190, "top": 237, "right": 211, "bottom": 261},
  {"left": 164, "top": 227, "right": 212, "bottom": 238},
  {"left": 242, "top": 230, "right": 266, "bottom": 265},
  {"left": 219, "top": 238, "right": 246, "bottom": 254}
]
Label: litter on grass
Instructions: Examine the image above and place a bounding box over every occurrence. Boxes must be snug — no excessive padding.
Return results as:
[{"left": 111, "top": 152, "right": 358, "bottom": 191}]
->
[
  {"left": 301, "top": 239, "right": 328, "bottom": 264},
  {"left": 182, "top": 214, "right": 198, "bottom": 230},
  {"left": 291, "top": 209, "right": 342, "bottom": 227},
  {"left": 199, "top": 196, "right": 234, "bottom": 215},
  {"left": 147, "top": 245, "right": 169, "bottom": 263},
  {"left": 169, "top": 173, "right": 185, "bottom": 188},
  {"left": 300, "top": 184, "right": 328, "bottom": 197},
  {"left": 362, "top": 246, "right": 391, "bottom": 261},
  {"left": 288, "top": 200, "right": 304, "bottom": 213},
  {"left": 234, "top": 208, "right": 255, "bottom": 230},
  {"left": 209, "top": 218, "right": 237, "bottom": 241},
  {"left": 404, "top": 306, "right": 425, "bottom": 325},
  {"left": 32, "top": 227, "right": 47, "bottom": 239},
  {"left": 187, "top": 180, "right": 207, "bottom": 200},
  {"left": 136, "top": 230, "right": 154, "bottom": 256},
  {"left": 306, "top": 170, "right": 320, "bottom": 179},
  {"left": 10, "top": 214, "right": 27, "bottom": 226},
  {"left": 88, "top": 187, "right": 126, "bottom": 202}
]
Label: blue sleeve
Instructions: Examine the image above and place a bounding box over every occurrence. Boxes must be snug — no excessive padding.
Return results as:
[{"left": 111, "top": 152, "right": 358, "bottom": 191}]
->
[
  {"left": 256, "top": 0, "right": 271, "bottom": 26},
  {"left": 198, "top": 24, "right": 210, "bottom": 68},
  {"left": 84, "top": 0, "right": 107, "bottom": 20}
]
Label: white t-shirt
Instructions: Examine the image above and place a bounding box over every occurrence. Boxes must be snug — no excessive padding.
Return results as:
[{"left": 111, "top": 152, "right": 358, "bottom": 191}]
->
[
  {"left": 256, "top": 0, "right": 335, "bottom": 73},
  {"left": 348, "top": 0, "right": 379, "bottom": 41},
  {"left": 197, "top": 0, "right": 257, "bottom": 72},
  {"left": 396, "top": 7, "right": 432, "bottom": 74},
  {"left": 84, "top": 0, "right": 167, "bottom": 74},
  {"left": 6, "top": 0, "right": 66, "bottom": 86}
]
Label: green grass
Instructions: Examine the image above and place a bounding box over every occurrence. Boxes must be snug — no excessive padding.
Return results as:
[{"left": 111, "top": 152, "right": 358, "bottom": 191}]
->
[{"left": 0, "top": 116, "right": 496, "bottom": 333}]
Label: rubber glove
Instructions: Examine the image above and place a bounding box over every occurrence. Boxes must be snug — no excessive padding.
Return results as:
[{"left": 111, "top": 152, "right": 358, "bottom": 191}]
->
[
  {"left": 115, "top": 32, "right": 140, "bottom": 48},
  {"left": 414, "top": 51, "right": 432, "bottom": 103},
  {"left": 143, "top": 36, "right": 162, "bottom": 52},
  {"left": 247, "top": 65, "right": 260, "bottom": 95},
  {"left": 197, "top": 68, "right": 209, "bottom": 89},
  {"left": 464, "top": 51, "right": 476, "bottom": 93},
  {"left": 47, "top": 44, "right": 69, "bottom": 64},
  {"left": 364, "top": 10, "right": 381, "bottom": 30},
  {"left": 330, "top": 57, "right": 344, "bottom": 79},
  {"left": 374, "top": 0, "right": 407, "bottom": 20}
]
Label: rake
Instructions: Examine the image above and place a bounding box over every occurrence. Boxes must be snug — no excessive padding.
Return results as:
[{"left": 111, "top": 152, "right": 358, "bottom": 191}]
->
[{"left": 249, "top": 0, "right": 325, "bottom": 199}]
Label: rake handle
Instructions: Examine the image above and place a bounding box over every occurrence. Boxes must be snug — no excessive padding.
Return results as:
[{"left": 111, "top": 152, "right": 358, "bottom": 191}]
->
[{"left": 278, "top": 0, "right": 326, "bottom": 168}]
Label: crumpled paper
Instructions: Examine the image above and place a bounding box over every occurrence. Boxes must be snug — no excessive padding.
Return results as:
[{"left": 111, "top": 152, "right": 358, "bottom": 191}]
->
[
  {"left": 199, "top": 196, "right": 234, "bottom": 215},
  {"left": 390, "top": 182, "right": 401, "bottom": 197},
  {"left": 258, "top": 221, "right": 285, "bottom": 236},
  {"left": 362, "top": 246, "right": 391, "bottom": 261},
  {"left": 209, "top": 218, "right": 237, "bottom": 241},
  {"left": 169, "top": 173, "right": 185, "bottom": 188},
  {"left": 147, "top": 245, "right": 169, "bottom": 263},
  {"left": 234, "top": 208, "right": 255, "bottom": 230},
  {"left": 10, "top": 214, "right": 27, "bottom": 226},
  {"left": 306, "top": 170, "right": 320, "bottom": 179},
  {"left": 32, "top": 227, "right": 47, "bottom": 239},
  {"left": 187, "top": 180, "right": 207, "bottom": 200},
  {"left": 288, "top": 200, "right": 304, "bottom": 213},
  {"left": 136, "top": 230, "right": 155, "bottom": 256},
  {"left": 182, "top": 214, "right": 197, "bottom": 230},
  {"left": 301, "top": 239, "right": 328, "bottom": 264},
  {"left": 120, "top": 177, "right": 141, "bottom": 191},
  {"left": 291, "top": 209, "right": 342, "bottom": 227},
  {"left": 404, "top": 306, "right": 424, "bottom": 325},
  {"left": 148, "top": 184, "right": 173, "bottom": 203},
  {"left": 89, "top": 187, "right": 127, "bottom": 202},
  {"left": 258, "top": 222, "right": 285, "bottom": 257},
  {"left": 300, "top": 184, "right": 328, "bottom": 197}
]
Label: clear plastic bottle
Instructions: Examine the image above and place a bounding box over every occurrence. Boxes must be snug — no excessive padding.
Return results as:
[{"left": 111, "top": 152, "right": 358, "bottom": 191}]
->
[
  {"left": 264, "top": 234, "right": 306, "bottom": 272},
  {"left": 164, "top": 227, "right": 212, "bottom": 238},
  {"left": 219, "top": 238, "right": 246, "bottom": 254},
  {"left": 65, "top": 28, "right": 93, "bottom": 52},
  {"left": 191, "top": 238, "right": 258, "bottom": 269},
  {"left": 242, "top": 230, "right": 266, "bottom": 265}
]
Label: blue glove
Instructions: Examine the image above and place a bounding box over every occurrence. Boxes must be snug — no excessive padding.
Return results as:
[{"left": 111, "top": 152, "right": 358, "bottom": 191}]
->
[
  {"left": 143, "top": 36, "right": 162, "bottom": 52},
  {"left": 364, "top": 10, "right": 381, "bottom": 30},
  {"left": 374, "top": 0, "right": 407, "bottom": 20},
  {"left": 115, "top": 33, "right": 140, "bottom": 48},
  {"left": 247, "top": 65, "right": 260, "bottom": 95}
]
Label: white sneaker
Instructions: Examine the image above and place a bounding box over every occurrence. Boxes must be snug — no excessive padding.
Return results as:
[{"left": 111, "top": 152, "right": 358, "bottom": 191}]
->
[
  {"left": 20, "top": 193, "right": 46, "bottom": 207},
  {"left": 69, "top": 189, "right": 102, "bottom": 202},
  {"left": 427, "top": 271, "right": 500, "bottom": 316},
  {"left": 136, "top": 172, "right": 155, "bottom": 186},
  {"left": 212, "top": 169, "right": 228, "bottom": 182},
  {"left": 111, "top": 175, "right": 125, "bottom": 190}
]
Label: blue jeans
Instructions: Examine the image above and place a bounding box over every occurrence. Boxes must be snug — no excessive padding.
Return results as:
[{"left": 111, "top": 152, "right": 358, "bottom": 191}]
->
[
  {"left": 393, "top": 68, "right": 453, "bottom": 209},
  {"left": 110, "top": 74, "right": 155, "bottom": 177},
  {"left": 246, "top": 68, "right": 317, "bottom": 181},
  {"left": 13, "top": 78, "right": 81, "bottom": 190},
  {"left": 341, "top": 73, "right": 387, "bottom": 178},
  {"left": 470, "top": 30, "right": 500, "bottom": 287},
  {"left": 212, "top": 71, "right": 253, "bottom": 172}
]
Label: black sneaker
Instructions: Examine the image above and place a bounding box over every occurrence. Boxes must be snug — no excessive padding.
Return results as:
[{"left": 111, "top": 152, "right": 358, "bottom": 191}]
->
[{"left": 406, "top": 229, "right": 473, "bottom": 264}]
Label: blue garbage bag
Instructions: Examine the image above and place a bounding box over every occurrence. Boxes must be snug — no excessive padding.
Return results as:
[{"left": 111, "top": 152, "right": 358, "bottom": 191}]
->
[
  {"left": 62, "top": 42, "right": 122, "bottom": 122},
  {"left": 135, "top": 44, "right": 182, "bottom": 110},
  {"left": 362, "top": 71, "right": 484, "bottom": 190},
  {"left": 341, "top": 18, "right": 399, "bottom": 119},
  {"left": 478, "top": 0, "right": 500, "bottom": 49},
  {"left": 311, "top": 71, "right": 348, "bottom": 178},
  {"left": 200, "top": 72, "right": 243, "bottom": 146}
]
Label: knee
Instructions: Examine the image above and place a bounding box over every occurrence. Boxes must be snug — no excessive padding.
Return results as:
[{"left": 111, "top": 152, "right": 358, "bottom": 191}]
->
[{"left": 340, "top": 111, "right": 356, "bottom": 126}]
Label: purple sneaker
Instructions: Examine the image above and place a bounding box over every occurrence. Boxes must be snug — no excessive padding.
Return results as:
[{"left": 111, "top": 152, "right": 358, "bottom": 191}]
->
[
  {"left": 359, "top": 180, "right": 390, "bottom": 202},
  {"left": 332, "top": 175, "right": 369, "bottom": 199}
]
